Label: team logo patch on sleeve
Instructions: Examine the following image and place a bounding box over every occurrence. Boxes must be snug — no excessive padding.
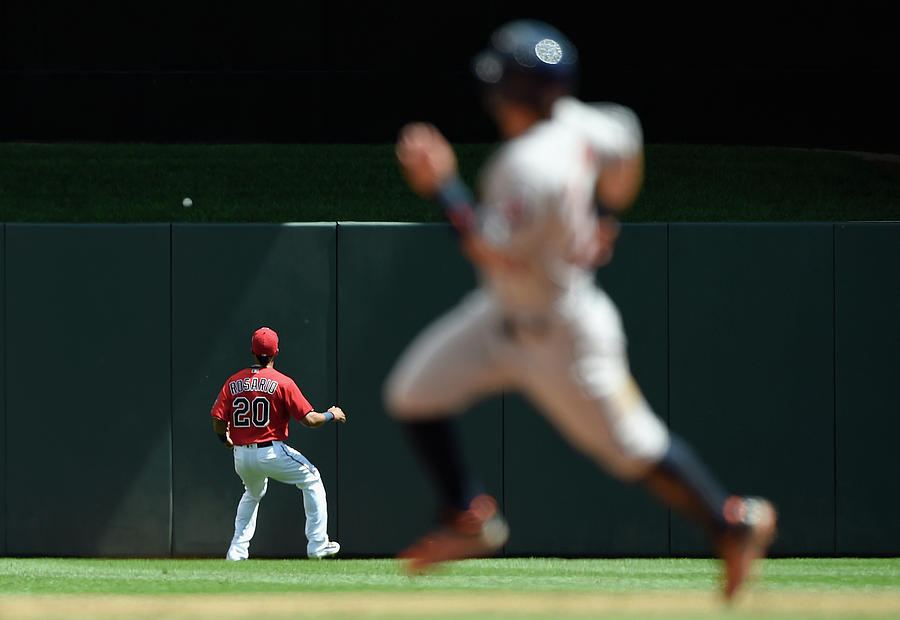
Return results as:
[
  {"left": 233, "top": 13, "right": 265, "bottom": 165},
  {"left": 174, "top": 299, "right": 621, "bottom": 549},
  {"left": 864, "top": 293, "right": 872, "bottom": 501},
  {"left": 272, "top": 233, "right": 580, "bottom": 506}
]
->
[
  {"left": 503, "top": 198, "right": 529, "bottom": 227},
  {"left": 482, "top": 195, "right": 536, "bottom": 246}
]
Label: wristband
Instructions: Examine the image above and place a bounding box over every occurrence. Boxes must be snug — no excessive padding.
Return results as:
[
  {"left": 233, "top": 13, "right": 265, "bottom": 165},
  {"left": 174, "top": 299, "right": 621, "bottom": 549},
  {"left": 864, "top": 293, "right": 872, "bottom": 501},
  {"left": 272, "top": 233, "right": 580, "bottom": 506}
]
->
[
  {"left": 323, "top": 411, "right": 335, "bottom": 422},
  {"left": 434, "top": 176, "right": 477, "bottom": 236},
  {"left": 216, "top": 432, "right": 227, "bottom": 444}
]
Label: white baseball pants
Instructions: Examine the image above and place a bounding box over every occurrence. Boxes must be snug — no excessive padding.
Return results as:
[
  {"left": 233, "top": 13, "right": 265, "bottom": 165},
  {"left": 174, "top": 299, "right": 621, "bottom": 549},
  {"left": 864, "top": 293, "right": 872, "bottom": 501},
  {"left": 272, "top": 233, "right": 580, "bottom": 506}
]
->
[
  {"left": 226, "top": 440, "right": 331, "bottom": 559},
  {"left": 385, "top": 284, "right": 670, "bottom": 480}
]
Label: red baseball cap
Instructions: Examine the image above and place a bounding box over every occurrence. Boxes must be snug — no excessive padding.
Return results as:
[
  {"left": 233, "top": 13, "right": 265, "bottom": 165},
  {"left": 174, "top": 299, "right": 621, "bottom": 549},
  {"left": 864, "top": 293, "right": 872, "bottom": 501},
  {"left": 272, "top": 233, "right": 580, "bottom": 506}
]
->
[{"left": 251, "top": 327, "right": 279, "bottom": 356}]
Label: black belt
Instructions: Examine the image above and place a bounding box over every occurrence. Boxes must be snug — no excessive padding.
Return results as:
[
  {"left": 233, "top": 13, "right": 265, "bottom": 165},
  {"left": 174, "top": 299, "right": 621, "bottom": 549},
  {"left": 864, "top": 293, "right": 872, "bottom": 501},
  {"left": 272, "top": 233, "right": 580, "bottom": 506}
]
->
[
  {"left": 501, "top": 316, "right": 550, "bottom": 339},
  {"left": 238, "top": 440, "right": 273, "bottom": 448},
  {"left": 236, "top": 440, "right": 274, "bottom": 449}
]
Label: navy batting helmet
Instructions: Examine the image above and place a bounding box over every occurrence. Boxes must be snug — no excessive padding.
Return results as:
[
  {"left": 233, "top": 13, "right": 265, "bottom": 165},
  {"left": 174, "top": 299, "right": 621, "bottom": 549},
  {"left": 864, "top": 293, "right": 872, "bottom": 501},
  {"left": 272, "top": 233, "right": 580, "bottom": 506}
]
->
[{"left": 472, "top": 19, "right": 578, "bottom": 109}]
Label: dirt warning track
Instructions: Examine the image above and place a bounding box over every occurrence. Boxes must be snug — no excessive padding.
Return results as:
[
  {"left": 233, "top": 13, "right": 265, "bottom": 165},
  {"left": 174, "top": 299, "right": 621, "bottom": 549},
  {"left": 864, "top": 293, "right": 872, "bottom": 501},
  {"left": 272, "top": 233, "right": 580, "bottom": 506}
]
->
[{"left": 2, "top": 590, "right": 899, "bottom": 619}]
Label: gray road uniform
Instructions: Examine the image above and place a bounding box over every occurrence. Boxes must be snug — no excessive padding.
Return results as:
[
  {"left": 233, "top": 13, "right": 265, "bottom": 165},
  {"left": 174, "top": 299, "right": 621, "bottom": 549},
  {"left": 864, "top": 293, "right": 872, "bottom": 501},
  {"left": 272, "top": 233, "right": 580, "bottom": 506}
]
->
[{"left": 385, "top": 97, "right": 670, "bottom": 480}]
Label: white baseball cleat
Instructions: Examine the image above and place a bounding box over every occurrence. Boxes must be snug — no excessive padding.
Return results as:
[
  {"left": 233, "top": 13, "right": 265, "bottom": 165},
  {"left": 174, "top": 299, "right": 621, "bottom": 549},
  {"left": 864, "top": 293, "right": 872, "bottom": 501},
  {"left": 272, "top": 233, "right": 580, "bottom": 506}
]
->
[{"left": 309, "top": 541, "right": 341, "bottom": 559}]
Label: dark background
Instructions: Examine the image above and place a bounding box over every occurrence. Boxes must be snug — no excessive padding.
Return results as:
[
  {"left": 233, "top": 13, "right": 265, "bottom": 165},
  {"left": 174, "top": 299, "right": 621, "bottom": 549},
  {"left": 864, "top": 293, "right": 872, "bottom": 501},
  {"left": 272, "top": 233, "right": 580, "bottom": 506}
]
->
[{"left": 1, "top": 0, "right": 897, "bottom": 150}]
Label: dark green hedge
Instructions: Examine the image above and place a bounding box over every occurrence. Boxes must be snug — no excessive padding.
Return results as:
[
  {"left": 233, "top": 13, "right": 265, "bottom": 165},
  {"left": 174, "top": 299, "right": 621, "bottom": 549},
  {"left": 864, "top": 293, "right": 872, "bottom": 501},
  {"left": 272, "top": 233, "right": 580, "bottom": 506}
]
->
[{"left": 1, "top": 143, "right": 897, "bottom": 223}]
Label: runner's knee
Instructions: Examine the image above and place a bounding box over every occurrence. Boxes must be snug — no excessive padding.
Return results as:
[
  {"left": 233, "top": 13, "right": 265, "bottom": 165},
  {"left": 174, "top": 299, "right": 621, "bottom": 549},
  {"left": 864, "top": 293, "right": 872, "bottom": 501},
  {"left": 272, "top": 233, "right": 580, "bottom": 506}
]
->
[
  {"left": 383, "top": 369, "right": 442, "bottom": 420},
  {"left": 601, "top": 399, "right": 670, "bottom": 481}
]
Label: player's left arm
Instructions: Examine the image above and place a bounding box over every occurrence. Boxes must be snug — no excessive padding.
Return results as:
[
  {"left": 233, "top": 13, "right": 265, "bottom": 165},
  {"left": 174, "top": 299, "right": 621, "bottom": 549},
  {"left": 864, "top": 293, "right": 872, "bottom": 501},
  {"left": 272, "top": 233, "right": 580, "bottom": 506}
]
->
[
  {"left": 595, "top": 149, "right": 644, "bottom": 213},
  {"left": 570, "top": 150, "right": 642, "bottom": 268},
  {"left": 212, "top": 417, "right": 234, "bottom": 449},
  {"left": 591, "top": 100, "right": 645, "bottom": 216},
  {"left": 210, "top": 387, "right": 234, "bottom": 448},
  {"left": 578, "top": 99, "right": 645, "bottom": 268}
]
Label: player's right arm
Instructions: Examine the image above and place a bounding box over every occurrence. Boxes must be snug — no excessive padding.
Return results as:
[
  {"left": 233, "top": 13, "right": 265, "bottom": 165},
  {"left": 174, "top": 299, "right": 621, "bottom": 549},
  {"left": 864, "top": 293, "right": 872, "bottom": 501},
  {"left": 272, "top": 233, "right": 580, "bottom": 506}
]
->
[
  {"left": 396, "top": 123, "right": 458, "bottom": 198},
  {"left": 301, "top": 406, "right": 347, "bottom": 428},
  {"left": 281, "top": 378, "right": 347, "bottom": 428},
  {"left": 396, "top": 123, "right": 525, "bottom": 271},
  {"left": 396, "top": 122, "right": 478, "bottom": 236}
]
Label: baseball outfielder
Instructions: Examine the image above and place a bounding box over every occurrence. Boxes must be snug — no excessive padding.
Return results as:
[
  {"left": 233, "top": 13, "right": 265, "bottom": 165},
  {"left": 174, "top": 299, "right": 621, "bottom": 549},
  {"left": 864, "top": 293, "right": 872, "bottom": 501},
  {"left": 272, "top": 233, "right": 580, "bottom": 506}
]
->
[
  {"left": 211, "top": 327, "right": 346, "bottom": 560},
  {"left": 385, "top": 19, "right": 776, "bottom": 598}
]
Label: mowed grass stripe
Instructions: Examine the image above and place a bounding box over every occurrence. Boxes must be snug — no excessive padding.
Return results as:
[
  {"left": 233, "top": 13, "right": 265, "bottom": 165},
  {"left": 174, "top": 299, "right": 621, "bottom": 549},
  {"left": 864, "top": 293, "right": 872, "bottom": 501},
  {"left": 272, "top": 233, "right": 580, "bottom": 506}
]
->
[{"left": 0, "top": 558, "right": 897, "bottom": 594}]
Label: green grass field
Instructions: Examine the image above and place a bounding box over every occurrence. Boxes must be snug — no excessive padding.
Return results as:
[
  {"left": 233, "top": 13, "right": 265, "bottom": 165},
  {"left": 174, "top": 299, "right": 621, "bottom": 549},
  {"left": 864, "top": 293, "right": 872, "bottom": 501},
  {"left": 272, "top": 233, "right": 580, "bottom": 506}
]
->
[
  {"left": 1, "top": 143, "right": 898, "bottom": 223},
  {"left": 0, "top": 557, "right": 897, "bottom": 619}
]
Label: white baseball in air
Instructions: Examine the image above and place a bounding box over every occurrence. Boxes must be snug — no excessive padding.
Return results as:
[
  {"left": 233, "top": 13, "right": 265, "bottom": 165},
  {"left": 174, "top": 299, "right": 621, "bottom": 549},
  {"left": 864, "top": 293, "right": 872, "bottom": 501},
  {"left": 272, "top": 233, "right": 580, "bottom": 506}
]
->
[{"left": 182, "top": 197, "right": 193, "bottom": 207}]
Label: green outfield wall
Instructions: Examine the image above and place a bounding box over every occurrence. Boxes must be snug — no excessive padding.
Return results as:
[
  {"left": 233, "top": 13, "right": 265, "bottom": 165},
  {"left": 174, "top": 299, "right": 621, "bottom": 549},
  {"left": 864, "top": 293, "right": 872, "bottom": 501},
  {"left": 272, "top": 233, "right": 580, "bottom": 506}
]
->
[
  {"left": 834, "top": 224, "right": 900, "bottom": 555},
  {"left": 0, "top": 226, "right": 5, "bottom": 556},
  {"left": 0, "top": 222, "right": 897, "bottom": 558},
  {"left": 3, "top": 224, "right": 172, "bottom": 556},
  {"left": 667, "top": 224, "right": 836, "bottom": 556}
]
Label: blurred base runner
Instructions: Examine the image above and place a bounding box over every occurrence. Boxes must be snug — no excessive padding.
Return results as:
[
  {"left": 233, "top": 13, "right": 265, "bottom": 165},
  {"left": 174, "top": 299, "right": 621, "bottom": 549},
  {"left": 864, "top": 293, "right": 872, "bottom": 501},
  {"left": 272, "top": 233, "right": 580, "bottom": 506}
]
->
[{"left": 384, "top": 19, "right": 775, "bottom": 600}]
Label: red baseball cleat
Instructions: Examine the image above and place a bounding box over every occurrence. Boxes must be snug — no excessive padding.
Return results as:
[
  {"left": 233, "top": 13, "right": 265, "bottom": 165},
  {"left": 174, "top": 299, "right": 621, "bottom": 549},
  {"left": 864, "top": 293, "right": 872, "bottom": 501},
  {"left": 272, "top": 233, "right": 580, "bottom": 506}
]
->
[
  {"left": 717, "top": 496, "right": 778, "bottom": 600},
  {"left": 399, "top": 494, "right": 510, "bottom": 573}
]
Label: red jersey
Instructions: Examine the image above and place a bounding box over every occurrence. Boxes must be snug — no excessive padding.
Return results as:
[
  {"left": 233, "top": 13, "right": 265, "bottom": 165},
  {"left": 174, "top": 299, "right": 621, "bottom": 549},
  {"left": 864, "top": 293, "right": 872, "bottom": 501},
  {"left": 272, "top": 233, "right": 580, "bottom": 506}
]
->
[{"left": 210, "top": 366, "right": 314, "bottom": 445}]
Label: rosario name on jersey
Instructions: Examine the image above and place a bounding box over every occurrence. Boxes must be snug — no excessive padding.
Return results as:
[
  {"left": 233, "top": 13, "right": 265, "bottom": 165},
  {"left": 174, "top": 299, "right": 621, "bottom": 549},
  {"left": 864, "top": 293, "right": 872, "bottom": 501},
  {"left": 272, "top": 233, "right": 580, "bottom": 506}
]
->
[{"left": 210, "top": 366, "right": 313, "bottom": 446}]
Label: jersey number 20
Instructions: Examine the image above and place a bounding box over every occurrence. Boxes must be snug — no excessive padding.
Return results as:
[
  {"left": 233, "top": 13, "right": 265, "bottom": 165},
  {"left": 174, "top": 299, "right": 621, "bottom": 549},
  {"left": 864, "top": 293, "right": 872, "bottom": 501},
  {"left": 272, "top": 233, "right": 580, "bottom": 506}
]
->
[{"left": 232, "top": 396, "right": 270, "bottom": 428}]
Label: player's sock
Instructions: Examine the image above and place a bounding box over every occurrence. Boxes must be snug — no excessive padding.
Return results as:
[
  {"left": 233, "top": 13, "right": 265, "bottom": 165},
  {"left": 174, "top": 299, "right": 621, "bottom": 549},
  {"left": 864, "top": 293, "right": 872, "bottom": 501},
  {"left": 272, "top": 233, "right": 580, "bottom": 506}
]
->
[
  {"left": 643, "top": 434, "right": 731, "bottom": 534},
  {"left": 403, "top": 418, "right": 479, "bottom": 514}
]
